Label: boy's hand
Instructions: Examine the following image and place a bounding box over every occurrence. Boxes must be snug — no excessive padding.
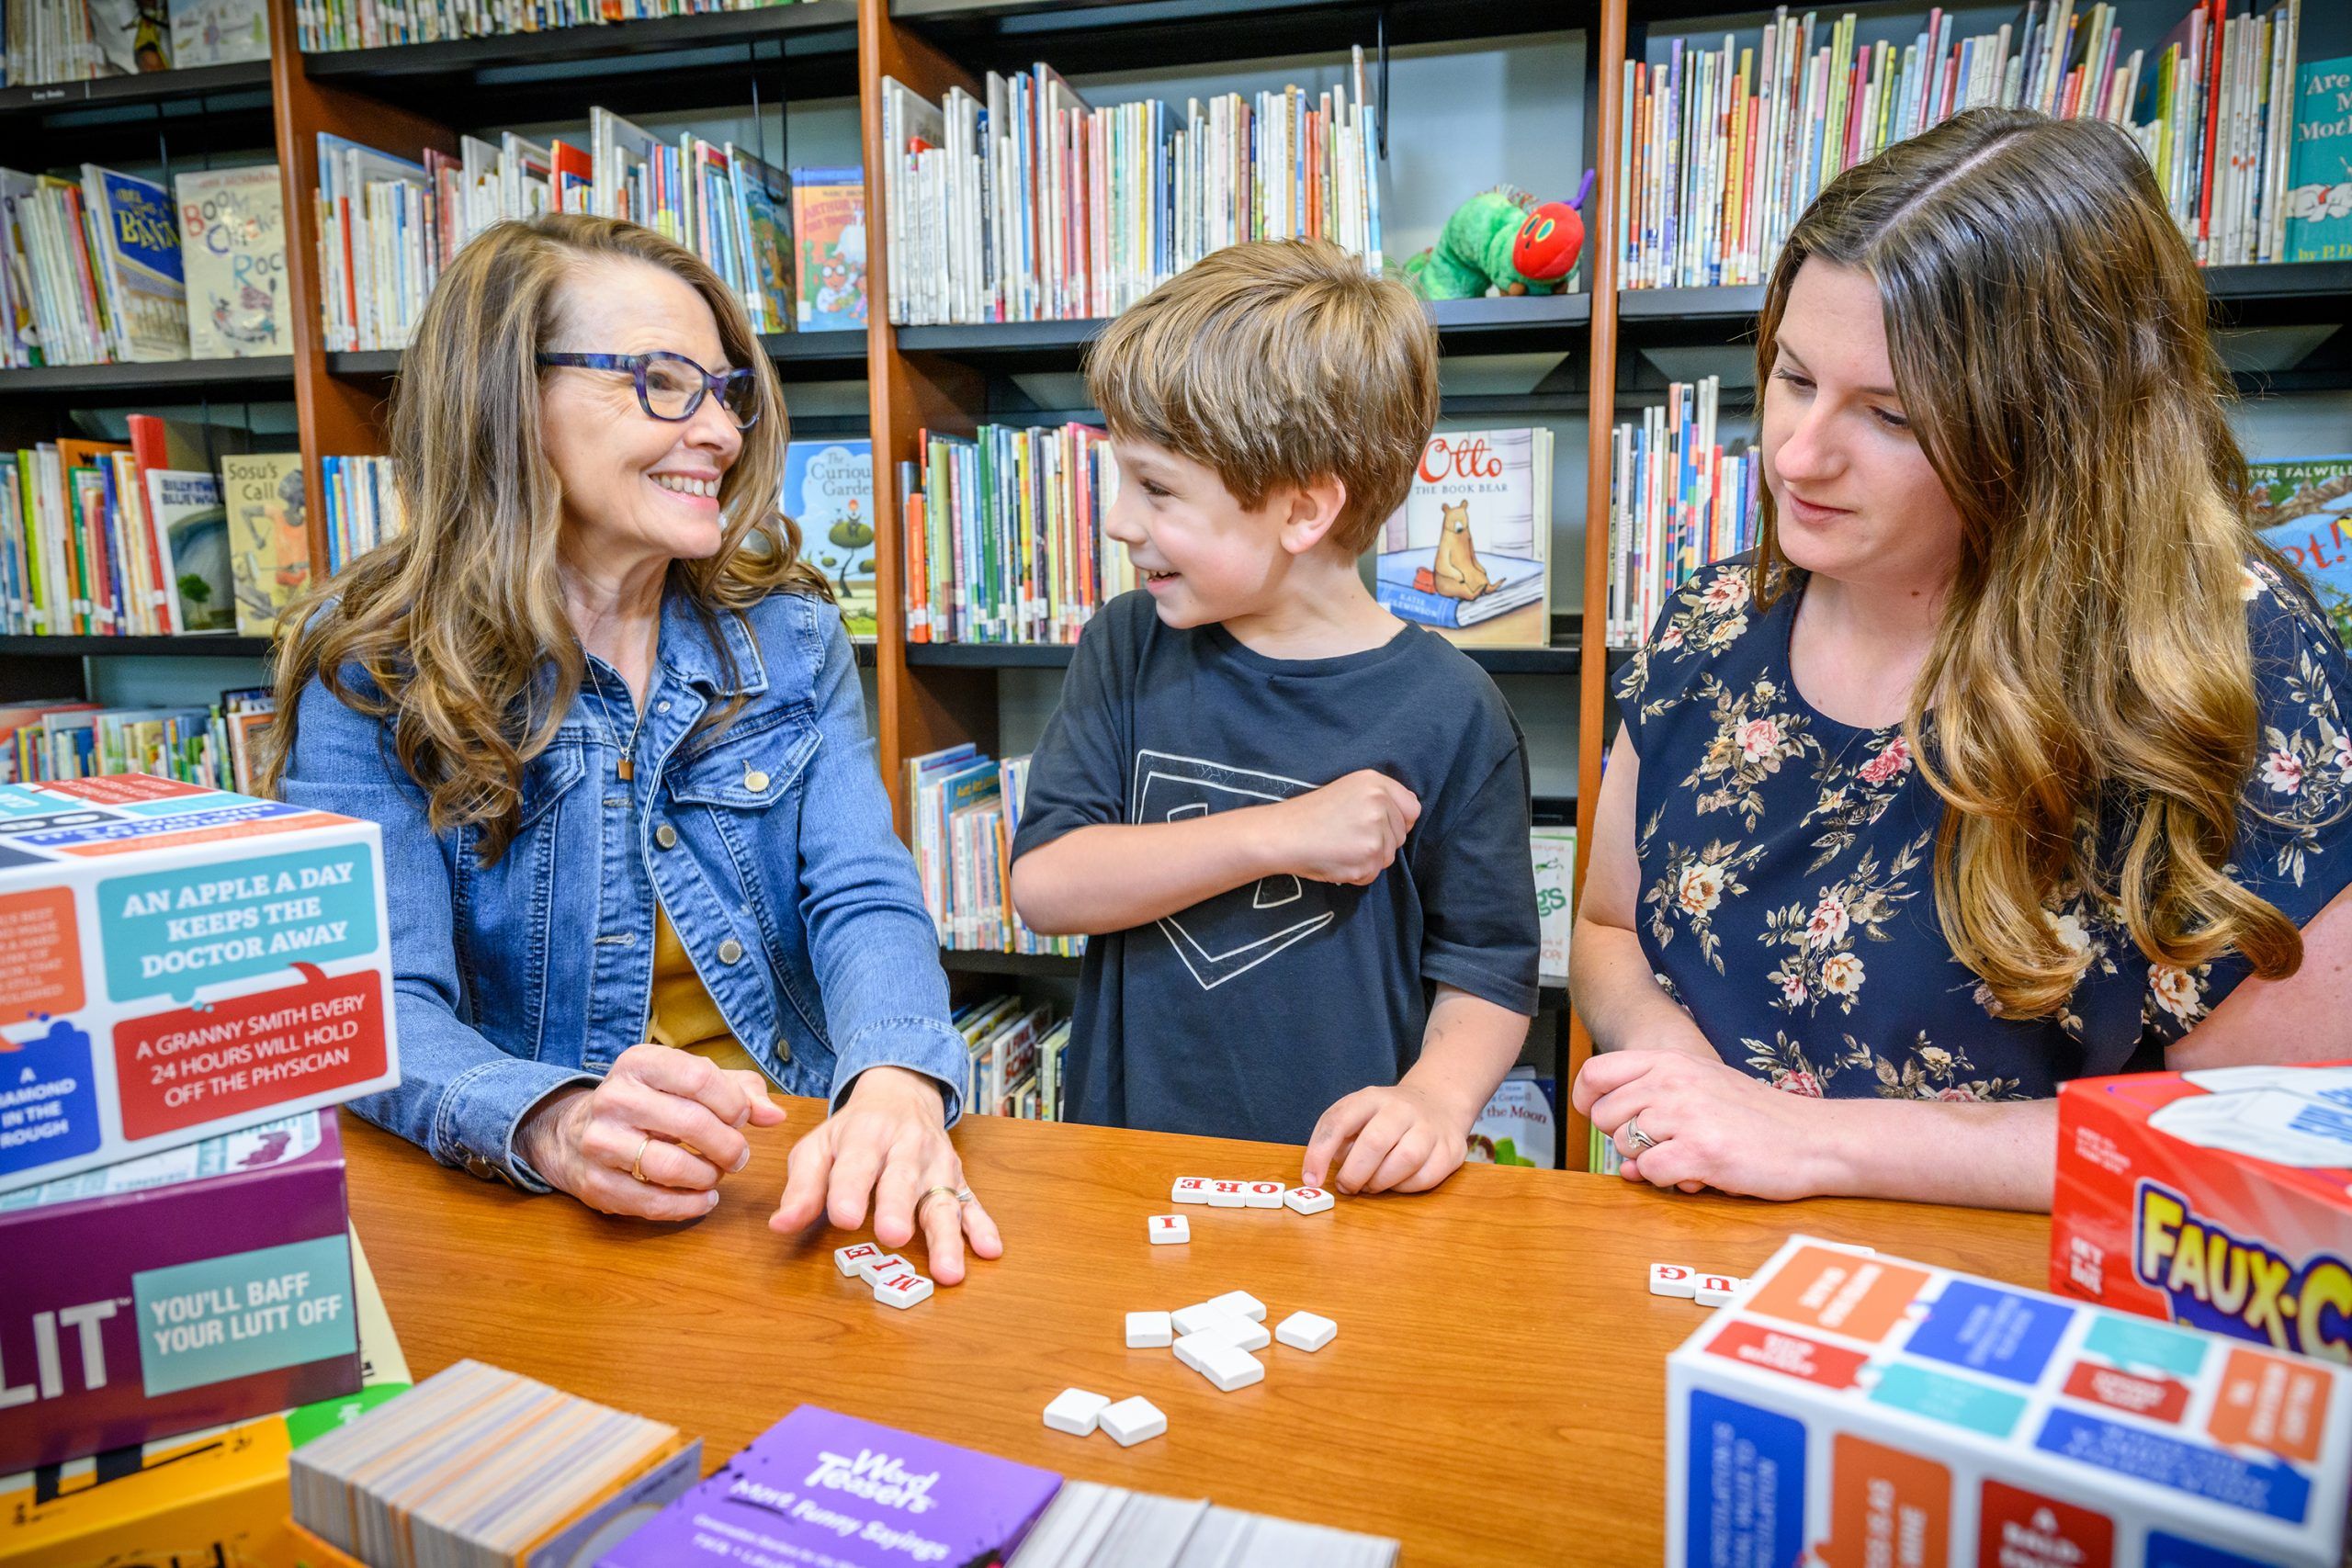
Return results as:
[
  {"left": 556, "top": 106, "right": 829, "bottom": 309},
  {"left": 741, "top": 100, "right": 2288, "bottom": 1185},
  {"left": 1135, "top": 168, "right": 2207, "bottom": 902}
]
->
[
  {"left": 1302, "top": 1080, "right": 1470, "bottom": 1195},
  {"left": 1268, "top": 769, "right": 1420, "bottom": 886}
]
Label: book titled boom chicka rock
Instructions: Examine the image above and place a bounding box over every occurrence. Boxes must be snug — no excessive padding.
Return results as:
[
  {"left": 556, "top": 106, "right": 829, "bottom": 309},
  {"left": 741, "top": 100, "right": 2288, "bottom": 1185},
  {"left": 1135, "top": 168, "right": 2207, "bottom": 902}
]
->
[{"left": 597, "top": 1405, "right": 1062, "bottom": 1568}]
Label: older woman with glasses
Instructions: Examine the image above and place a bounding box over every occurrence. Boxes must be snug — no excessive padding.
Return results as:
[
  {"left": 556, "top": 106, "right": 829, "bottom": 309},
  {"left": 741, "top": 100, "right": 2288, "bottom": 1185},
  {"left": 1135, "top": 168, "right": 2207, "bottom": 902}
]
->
[{"left": 263, "top": 214, "right": 1001, "bottom": 1283}]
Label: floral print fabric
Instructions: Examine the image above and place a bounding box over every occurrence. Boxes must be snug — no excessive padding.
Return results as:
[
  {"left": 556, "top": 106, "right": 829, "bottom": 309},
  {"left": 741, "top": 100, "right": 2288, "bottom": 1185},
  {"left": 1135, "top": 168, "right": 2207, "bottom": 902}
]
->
[{"left": 1617, "top": 557, "right": 2352, "bottom": 1100}]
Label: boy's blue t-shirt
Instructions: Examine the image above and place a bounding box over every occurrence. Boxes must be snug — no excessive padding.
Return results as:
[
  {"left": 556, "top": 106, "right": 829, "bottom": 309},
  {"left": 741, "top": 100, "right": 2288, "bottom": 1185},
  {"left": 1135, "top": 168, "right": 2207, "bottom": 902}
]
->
[{"left": 1010, "top": 589, "right": 1542, "bottom": 1145}]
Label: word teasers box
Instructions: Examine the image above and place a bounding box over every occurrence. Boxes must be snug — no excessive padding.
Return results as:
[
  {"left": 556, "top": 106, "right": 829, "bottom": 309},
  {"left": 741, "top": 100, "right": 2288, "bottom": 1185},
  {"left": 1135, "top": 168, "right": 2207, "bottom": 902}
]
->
[
  {"left": 0, "top": 774, "right": 399, "bottom": 1193},
  {"left": 2053, "top": 1063, "right": 2351, "bottom": 1366},
  {"left": 0, "top": 1110, "right": 361, "bottom": 1473},
  {"left": 1668, "top": 1236, "right": 2352, "bottom": 1568}
]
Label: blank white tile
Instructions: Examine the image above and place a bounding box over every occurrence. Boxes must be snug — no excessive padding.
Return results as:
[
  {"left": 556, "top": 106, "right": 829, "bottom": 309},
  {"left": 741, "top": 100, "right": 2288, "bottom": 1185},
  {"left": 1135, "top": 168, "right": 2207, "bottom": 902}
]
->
[
  {"left": 834, "top": 1243, "right": 886, "bottom": 1278},
  {"left": 1283, "top": 1186, "right": 1335, "bottom": 1215},
  {"left": 1648, "top": 1263, "right": 1699, "bottom": 1299},
  {"left": 856, "top": 1252, "right": 911, "bottom": 1284},
  {"left": 874, "top": 1272, "right": 933, "bottom": 1309},
  {"left": 1173, "top": 1333, "right": 1264, "bottom": 1392},
  {"left": 1242, "top": 1181, "right": 1285, "bottom": 1209},
  {"left": 1170, "top": 1177, "right": 1212, "bottom": 1204},
  {"left": 1172, "top": 1301, "right": 1244, "bottom": 1338},
  {"left": 1197, "top": 1314, "right": 1270, "bottom": 1352},
  {"left": 1206, "top": 1180, "right": 1247, "bottom": 1208},
  {"left": 1275, "top": 1311, "right": 1336, "bottom": 1352},
  {"left": 1044, "top": 1387, "right": 1112, "bottom": 1436},
  {"left": 1125, "top": 1310, "right": 1174, "bottom": 1348},
  {"left": 1206, "top": 1290, "right": 1265, "bottom": 1322},
  {"left": 1099, "top": 1395, "right": 1167, "bottom": 1446},
  {"left": 1148, "top": 1213, "right": 1191, "bottom": 1246},
  {"left": 1694, "top": 1275, "right": 1743, "bottom": 1308}
]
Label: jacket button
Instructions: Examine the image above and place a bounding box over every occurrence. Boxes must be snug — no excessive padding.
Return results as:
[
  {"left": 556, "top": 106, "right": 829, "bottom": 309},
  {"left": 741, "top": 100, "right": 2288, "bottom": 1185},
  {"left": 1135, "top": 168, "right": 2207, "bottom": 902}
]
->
[
  {"left": 718, "top": 938, "right": 744, "bottom": 964},
  {"left": 744, "top": 770, "right": 770, "bottom": 793},
  {"left": 654, "top": 822, "right": 678, "bottom": 850}
]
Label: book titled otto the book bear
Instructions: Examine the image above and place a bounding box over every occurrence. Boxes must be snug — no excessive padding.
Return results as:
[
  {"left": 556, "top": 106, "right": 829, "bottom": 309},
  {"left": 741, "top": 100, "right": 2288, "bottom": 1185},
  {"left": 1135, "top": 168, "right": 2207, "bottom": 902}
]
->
[{"left": 1374, "top": 427, "right": 1555, "bottom": 649}]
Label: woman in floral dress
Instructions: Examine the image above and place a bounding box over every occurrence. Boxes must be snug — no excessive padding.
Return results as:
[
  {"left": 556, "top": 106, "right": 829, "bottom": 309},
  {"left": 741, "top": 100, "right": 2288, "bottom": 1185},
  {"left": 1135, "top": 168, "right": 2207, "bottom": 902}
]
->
[{"left": 1569, "top": 108, "right": 2352, "bottom": 1210}]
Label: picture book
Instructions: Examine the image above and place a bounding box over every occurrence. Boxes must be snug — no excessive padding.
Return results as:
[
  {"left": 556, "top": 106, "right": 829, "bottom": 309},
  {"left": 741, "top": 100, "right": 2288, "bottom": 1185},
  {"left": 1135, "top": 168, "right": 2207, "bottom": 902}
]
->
[
  {"left": 220, "top": 452, "right": 307, "bottom": 636},
  {"left": 791, "top": 166, "right": 865, "bottom": 331},
  {"left": 2250, "top": 455, "right": 2352, "bottom": 646},
  {"left": 2288, "top": 55, "right": 2352, "bottom": 263},
  {"left": 80, "top": 164, "right": 187, "bottom": 362},
  {"left": 727, "top": 144, "right": 793, "bottom": 333},
  {"left": 168, "top": 0, "right": 268, "bottom": 65},
  {"left": 88, "top": 0, "right": 174, "bottom": 73},
  {"left": 145, "top": 468, "right": 235, "bottom": 631},
  {"left": 785, "top": 438, "right": 875, "bottom": 638},
  {"left": 1375, "top": 427, "right": 1555, "bottom": 648},
  {"left": 176, "top": 164, "right": 286, "bottom": 358}
]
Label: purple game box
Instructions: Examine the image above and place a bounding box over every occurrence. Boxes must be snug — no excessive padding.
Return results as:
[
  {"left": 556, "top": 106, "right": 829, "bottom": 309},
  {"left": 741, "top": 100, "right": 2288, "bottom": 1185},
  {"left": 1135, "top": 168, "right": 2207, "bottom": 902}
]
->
[
  {"left": 0, "top": 1107, "right": 360, "bottom": 1472},
  {"left": 596, "top": 1405, "right": 1064, "bottom": 1568}
]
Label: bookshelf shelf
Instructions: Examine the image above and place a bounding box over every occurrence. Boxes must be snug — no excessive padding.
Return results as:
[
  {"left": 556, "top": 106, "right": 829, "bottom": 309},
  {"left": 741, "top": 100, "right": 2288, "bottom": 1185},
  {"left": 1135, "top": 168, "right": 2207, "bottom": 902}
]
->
[
  {"left": 891, "top": 0, "right": 1588, "bottom": 76},
  {"left": 892, "top": 293, "right": 1590, "bottom": 371},
  {"left": 0, "top": 59, "right": 271, "bottom": 116},
  {"left": 0, "top": 356, "right": 296, "bottom": 399},
  {"left": 0, "top": 636, "right": 277, "bottom": 659},
  {"left": 297, "top": 0, "right": 861, "bottom": 119}
]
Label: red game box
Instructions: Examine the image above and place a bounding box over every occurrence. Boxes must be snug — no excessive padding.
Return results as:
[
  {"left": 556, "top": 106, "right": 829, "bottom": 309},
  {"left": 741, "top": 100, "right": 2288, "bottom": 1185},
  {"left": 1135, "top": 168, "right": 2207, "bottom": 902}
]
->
[{"left": 2052, "top": 1063, "right": 2352, "bottom": 1365}]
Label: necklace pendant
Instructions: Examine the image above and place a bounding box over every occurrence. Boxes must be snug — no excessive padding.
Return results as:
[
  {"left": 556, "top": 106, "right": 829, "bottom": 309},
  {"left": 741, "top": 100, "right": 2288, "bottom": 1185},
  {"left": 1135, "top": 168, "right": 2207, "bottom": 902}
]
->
[{"left": 616, "top": 756, "right": 634, "bottom": 782}]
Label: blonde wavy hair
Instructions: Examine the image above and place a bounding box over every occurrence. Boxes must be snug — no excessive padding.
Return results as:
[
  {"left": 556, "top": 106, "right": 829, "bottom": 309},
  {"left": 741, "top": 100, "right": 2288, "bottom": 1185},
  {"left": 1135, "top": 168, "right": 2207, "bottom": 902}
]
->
[
  {"left": 262, "top": 214, "right": 829, "bottom": 863},
  {"left": 1754, "top": 108, "right": 2306, "bottom": 1020}
]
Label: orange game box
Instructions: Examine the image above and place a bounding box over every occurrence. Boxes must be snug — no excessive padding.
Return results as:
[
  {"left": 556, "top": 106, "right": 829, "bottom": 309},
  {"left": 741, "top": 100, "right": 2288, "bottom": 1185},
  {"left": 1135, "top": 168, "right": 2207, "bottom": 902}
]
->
[{"left": 2052, "top": 1063, "right": 2351, "bottom": 1366}]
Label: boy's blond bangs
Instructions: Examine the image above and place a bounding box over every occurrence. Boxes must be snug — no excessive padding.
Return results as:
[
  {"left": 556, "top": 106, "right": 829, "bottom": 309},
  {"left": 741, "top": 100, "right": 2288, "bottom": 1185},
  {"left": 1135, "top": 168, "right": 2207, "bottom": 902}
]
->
[{"left": 1084, "top": 240, "right": 1438, "bottom": 555}]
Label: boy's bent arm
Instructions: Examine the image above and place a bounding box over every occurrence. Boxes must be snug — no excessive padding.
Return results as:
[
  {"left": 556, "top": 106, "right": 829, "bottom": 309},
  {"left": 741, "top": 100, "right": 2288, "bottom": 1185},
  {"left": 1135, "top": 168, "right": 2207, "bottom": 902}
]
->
[
  {"left": 1009, "top": 809, "right": 1284, "bottom": 935},
  {"left": 1012, "top": 768, "right": 1419, "bottom": 935},
  {"left": 1303, "top": 984, "right": 1528, "bottom": 1195}
]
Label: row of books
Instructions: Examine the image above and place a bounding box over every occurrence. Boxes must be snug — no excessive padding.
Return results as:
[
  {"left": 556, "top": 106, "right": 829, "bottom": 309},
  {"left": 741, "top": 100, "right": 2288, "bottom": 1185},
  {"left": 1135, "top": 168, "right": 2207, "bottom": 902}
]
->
[
  {"left": 879, "top": 47, "right": 1382, "bottom": 327},
  {"left": 321, "top": 453, "right": 404, "bottom": 575},
  {"left": 901, "top": 421, "right": 1131, "bottom": 646},
  {"left": 909, "top": 741, "right": 1081, "bottom": 958},
  {"left": 1603, "top": 377, "right": 1758, "bottom": 650},
  {"left": 2, "top": 162, "right": 285, "bottom": 368},
  {"left": 1619, "top": 0, "right": 2339, "bottom": 293},
  {"left": 313, "top": 118, "right": 857, "bottom": 352},
  {"left": 297, "top": 0, "right": 809, "bottom": 54},
  {"left": 2, "top": 422, "right": 304, "bottom": 637},
  {"left": 903, "top": 423, "right": 1565, "bottom": 652},
  {"left": 0, "top": 689, "right": 275, "bottom": 787},
  {"left": 956, "top": 992, "right": 1072, "bottom": 1122},
  {"left": 6, "top": 0, "right": 265, "bottom": 85}
]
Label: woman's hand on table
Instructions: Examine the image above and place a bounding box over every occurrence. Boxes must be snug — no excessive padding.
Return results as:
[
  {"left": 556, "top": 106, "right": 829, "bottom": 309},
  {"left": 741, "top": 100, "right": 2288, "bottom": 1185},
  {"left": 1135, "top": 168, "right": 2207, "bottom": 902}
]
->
[
  {"left": 1572, "top": 1048, "right": 1844, "bottom": 1201},
  {"left": 768, "top": 1066, "right": 1004, "bottom": 1285},
  {"left": 517, "top": 1043, "right": 786, "bottom": 1221}
]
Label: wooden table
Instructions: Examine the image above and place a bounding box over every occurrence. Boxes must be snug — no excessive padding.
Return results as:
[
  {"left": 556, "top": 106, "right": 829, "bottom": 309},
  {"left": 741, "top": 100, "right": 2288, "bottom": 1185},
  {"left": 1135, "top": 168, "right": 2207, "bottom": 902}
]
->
[{"left": 345, "top": 1103, "right": 2051, "bottom": 1566}]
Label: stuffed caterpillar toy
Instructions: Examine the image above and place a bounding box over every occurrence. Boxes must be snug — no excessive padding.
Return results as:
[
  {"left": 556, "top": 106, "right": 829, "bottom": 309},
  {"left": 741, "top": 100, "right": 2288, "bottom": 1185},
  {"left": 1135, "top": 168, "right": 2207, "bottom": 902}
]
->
[{"left": 1401, "top": 173, "right": 1592, "bottom": 300}]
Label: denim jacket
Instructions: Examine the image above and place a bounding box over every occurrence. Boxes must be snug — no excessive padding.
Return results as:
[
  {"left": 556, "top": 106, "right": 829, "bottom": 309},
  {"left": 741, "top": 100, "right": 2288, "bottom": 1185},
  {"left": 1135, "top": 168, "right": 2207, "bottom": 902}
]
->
[{"left": 279, "top": 588, "right": 968, "bottom": 1190}]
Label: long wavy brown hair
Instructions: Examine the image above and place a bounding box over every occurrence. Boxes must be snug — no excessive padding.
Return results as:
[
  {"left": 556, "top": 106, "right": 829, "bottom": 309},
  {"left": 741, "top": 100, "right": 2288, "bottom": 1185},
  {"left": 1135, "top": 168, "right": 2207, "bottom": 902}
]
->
[
  {"left": 262, "top": 214, "right": 829, "bottom": 863},
  {"left": 1754, "top": 108, "right": 2305, "bottom": 1020}
]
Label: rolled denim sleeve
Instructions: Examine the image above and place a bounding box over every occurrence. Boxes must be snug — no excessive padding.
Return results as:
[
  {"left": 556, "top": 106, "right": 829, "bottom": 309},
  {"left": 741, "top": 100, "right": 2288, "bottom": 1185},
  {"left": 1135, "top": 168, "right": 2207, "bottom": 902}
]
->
[
  {"left": 278, "top": 673, "right": 594, "bottom": 1189},
  {"left": 792, "top": 609, "right": 971, "bottom": 1123}
]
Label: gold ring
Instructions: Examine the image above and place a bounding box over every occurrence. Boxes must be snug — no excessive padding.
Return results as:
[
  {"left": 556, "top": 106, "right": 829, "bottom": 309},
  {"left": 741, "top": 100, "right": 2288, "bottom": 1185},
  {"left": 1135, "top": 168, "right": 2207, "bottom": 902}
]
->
[
  {"left": 955, "top": 1186, "right": 977, "bottom": 1204},
  {"left": 918, "top": 1185, "right": 961, "bottom": 1215},
  {"left": 629, "top": 1134, "right": 653, "bottom": 1182}
]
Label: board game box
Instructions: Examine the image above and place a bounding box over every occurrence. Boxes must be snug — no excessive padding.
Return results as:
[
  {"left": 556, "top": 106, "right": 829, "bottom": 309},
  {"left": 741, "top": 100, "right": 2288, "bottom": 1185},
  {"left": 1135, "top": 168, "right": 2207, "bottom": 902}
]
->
[
  {"left": 0, "top": 773, "right": 399, "bottom": 1194},
  {"left": 1668, "top": 1235, "right": 2352, "bottom": 1567},
  {"left": 2052, "top": 1062, "right": 2351, "bottom": 1366}
]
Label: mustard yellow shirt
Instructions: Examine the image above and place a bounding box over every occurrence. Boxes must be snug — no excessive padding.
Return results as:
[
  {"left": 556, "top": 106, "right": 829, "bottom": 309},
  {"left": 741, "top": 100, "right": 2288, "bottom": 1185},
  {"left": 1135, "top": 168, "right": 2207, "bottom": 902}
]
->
[{"left": 649, "top": 906, "right": 775, "bottom": 1084}]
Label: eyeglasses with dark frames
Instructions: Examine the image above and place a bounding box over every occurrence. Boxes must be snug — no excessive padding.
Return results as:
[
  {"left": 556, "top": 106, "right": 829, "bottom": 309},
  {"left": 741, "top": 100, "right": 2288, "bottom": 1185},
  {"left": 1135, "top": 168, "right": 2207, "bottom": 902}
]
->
[{"left": 536, "top": 350, "right": 762, "bottom": 429}]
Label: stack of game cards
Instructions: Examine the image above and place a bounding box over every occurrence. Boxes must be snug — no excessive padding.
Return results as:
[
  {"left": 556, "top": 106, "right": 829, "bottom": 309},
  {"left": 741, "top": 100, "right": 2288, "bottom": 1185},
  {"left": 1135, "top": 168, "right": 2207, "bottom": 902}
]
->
[{"left": 288, "top": 1360, "right": 701, "bottom": 1568}]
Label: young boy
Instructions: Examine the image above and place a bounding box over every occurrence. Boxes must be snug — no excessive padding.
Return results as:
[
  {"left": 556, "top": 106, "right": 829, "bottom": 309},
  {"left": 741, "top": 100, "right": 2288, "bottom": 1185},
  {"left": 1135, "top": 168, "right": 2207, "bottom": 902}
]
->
[{"left": 1009, "top": 239, "right": 1540, "bottom": 1195}]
